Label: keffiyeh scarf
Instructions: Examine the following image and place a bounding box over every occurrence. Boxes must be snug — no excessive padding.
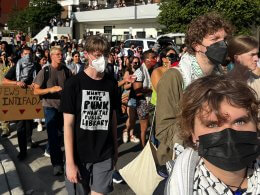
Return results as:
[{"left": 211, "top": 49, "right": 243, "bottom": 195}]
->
[{"left": 193, "top": 159, "right": 260, "bottom": 195}]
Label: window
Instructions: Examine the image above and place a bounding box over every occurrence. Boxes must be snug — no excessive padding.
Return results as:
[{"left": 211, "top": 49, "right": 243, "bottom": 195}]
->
[
  {"left": 157, "top": 32, "right": 163, "bottom": 36},
  {"left": 104, "top": 26, "right": 112, "bottom": 34},
  {"left": 147, "top": 41, "right": 155, "bottom": 49},
  {"left": 136, "top": 31, "right": 146, "bottom": 38},
  {"left": 124, "top": 40, "right": 144, "bottom": 48}
]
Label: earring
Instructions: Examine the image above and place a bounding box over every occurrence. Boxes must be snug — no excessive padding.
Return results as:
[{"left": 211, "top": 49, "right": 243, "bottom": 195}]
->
[{"left": 194, "top": 140, "right": 199, "bottom": 147}]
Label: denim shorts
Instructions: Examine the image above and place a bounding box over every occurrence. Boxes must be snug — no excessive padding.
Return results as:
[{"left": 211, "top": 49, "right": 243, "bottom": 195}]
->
[{"left": 127, "top": 98, "right": 137, "bottom": 108}]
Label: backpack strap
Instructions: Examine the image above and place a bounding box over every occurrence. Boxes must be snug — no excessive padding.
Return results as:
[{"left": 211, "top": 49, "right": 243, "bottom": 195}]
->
[
  {"left": 41, "top": 66, "right": 50, "bottom": 89},
  {"left": 62, "top": 65, "right": 70, "bottom": 80}
]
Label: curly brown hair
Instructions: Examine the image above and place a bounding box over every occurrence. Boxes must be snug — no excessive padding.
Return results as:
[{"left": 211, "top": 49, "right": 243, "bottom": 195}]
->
[
  {"left": 179, "top": 75, "right": 259, "bottom": 149},
  {"left": 185, "top": 12, "right": 233, "bottom": 55}
]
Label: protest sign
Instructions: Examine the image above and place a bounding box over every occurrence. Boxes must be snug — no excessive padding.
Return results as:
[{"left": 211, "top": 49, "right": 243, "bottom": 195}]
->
[{"left": 0, "top": 85, "right": 44, "bottom": 121}]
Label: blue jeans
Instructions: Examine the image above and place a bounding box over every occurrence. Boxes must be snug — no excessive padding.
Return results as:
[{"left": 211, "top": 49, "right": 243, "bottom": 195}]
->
[{"left": 44, "top": 107, "right": 63, "bottom": 166}]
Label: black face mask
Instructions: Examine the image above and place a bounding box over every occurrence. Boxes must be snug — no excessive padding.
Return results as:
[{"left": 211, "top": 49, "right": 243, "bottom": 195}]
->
[
  {"left": 205, "top": 40, "right": 228, "bottom": 65},
  {"left": 198, "top": 128, "right": 260, "bottom": 171}
]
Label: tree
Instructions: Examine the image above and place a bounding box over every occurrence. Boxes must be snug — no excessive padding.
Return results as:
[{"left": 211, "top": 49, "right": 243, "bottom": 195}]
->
[
  {"left": 8, "top": 0, "right": 63, "bottom": 36},
  {"left": 158, "top": 0, "right": 260, "bottom": 35},
  {"left": 8, "top": 8, "right": 29, "bottom": 33}
]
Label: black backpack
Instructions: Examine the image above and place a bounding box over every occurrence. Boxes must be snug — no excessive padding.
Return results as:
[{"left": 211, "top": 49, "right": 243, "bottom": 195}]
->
[{"left": 40, "top": 65, "right": 70, "bottom": 99}]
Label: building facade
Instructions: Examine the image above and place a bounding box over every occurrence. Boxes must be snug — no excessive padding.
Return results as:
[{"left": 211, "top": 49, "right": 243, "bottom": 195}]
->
[
  {"left": 58, "top": 0, "right": 161, "bottom": 42},
  {"left": 0, "top": 0, "right": 29, "bottom": 27}
]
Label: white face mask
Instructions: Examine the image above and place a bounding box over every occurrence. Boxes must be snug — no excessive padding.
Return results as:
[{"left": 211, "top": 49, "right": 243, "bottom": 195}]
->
[
  {"left": 36, "top": 53, "right": 41, "bottom": 57},
  {"left": 89, "top": 55, "right": 106, "bottom": 73}
]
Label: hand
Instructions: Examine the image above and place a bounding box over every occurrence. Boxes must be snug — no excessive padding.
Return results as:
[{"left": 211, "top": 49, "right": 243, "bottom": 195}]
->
[
  {"left": 27, "top": 84, "right": 35, "bottom": 90},
  {"left": 66, "top": 163, "right": 81, "bottom": 183},
  {"left": 16, "top": 81, "right": 26, "bottom": 88},
  {"left": 125, "top": 75, "right": 137, "bottom": 83},
  {"left": 121, "top": 93, "right": 129, "bottom": 104},
  {"left": 49, "top": 86, "right": 62, "bottom": 93}
]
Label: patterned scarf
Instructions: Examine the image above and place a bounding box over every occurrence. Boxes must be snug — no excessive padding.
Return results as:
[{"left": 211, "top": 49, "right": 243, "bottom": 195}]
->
[
  {"left": 16, "top": 55, "right": 34, "bottom": 82},
  {"left": 176, "top": 53, "right": 204, "bottom": 89},
  {"left": 165, "top": 148, "right": 260, "bottom": 195},
  {"left": 193, "top": 159, "right": 260, "bottom": 195}
]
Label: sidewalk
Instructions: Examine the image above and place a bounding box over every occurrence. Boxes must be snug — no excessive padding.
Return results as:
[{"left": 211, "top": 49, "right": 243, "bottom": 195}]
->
[
  {"left": 0, "top": 141, "right": 23, "bottom": 195},
  {"left": 0, "top": 121, "right": 138, "bottom": 195}
]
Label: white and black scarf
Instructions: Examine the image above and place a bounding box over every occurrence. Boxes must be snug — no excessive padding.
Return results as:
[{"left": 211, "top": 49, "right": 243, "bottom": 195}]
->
[
  {"left": 193, "top": 159, "right": 260, "bottom": 195},
  {"left": 165, "top": 148, "right": 260, "bottom": 195}
]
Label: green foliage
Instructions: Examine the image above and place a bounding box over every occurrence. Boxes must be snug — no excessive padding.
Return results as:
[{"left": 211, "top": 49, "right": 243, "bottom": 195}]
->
[
  {"left": 8, "top": 8, "right": 28, "bottom": 33},
  {"left": 158, "top": 0, "right": 260, "bottom": 35},
  {"left": 7, "top": 0, "right": 63, "bottom": 36}
]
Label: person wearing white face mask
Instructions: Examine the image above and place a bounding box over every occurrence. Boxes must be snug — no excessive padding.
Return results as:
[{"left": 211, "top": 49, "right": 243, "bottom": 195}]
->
[
  {"left": 61, "top": 35, "right": 119, "bottom": 195},
  {"left": 87, "top": 53, "right": 106, "bottom": 73}
]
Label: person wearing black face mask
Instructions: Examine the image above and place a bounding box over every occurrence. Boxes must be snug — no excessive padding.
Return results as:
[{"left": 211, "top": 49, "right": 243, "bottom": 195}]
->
[
  {"left": 121, "top": 56, "right": 140, "bottom": 144},
  {"left": 155, "top": 13, "right": 233, "bottom": 166},
  {"left": 165, "top": 75, "right": 260, "bottom": 195},
  {"left": 151, "top": 47, "right": 176, "bottom": 107}
]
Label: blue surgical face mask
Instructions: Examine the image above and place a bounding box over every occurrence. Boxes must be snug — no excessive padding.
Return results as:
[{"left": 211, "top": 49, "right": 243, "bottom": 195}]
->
[{"left": 22, "top": 54, "right": 30, "bottom": 60}]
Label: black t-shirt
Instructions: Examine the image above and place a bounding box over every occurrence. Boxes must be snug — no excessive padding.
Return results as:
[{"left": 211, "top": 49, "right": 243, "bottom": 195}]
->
[
  {"left": 61, "top": 71, "right": 119, "bottom": 163},
  {"left": 5, "top": 65, "right": 16, "bottom": 81}
]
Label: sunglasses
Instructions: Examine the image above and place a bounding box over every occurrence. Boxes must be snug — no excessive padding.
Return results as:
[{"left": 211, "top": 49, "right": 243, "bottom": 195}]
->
[{"left": 166, "top": 53, "right": 176, "bottom": 59}]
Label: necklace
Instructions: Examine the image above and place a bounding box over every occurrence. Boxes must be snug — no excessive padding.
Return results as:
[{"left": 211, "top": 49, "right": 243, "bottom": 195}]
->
[{"left": 226, "top": 168, "right": 247, "bottom": 195}]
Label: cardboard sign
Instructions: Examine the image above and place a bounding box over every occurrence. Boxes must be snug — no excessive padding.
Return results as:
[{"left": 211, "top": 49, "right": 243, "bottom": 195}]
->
[{"left": 0, "top": 85, "right": 44, "bottom": 121}]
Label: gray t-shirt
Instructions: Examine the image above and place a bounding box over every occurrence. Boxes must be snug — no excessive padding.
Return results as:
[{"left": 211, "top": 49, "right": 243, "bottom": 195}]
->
[{"left": 33, "top": 65, "right": 69, "bottom": 110}]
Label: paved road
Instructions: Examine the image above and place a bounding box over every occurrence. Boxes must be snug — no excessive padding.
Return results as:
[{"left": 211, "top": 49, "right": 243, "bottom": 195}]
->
[{"left": 1, "top": 117, "right": 141, "bottom": 195}]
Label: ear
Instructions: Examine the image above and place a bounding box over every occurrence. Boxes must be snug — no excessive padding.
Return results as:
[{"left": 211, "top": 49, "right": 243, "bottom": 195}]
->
[
  {"left": 191, "top": 131, "right": 197, "bottom": 144},
  {"left": 84, "top": 51, "right": 88, "bottom": 58},
  {"left": 162, "top": 57, "right": 167, "bottom": 63},
  {"left": 234, "top": 54, "right": 239, "bottom": 63}
]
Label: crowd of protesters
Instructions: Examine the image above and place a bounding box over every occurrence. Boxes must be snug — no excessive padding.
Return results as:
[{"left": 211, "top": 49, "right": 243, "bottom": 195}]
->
[{"left": 0, "top": 11, "right": 260, "bottom": 195}]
